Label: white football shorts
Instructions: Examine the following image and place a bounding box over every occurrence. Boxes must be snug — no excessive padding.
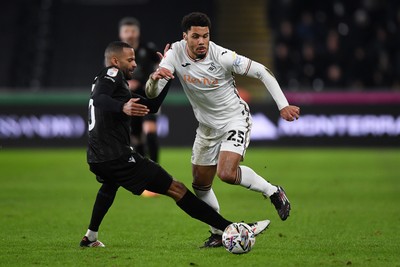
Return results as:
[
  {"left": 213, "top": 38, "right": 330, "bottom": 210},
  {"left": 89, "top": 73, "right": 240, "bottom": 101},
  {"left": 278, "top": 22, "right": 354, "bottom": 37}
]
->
[{"left": 191, "top": 117, "right": 252, "bottom": 166}]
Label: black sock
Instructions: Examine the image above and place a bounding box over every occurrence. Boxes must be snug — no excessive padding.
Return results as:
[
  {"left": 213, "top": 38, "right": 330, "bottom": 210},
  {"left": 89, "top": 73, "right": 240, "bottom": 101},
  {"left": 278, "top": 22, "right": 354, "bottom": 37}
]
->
[
  {"left": 146, "top": 133, "right": 159, "bottom": 162},
  {"left": 176, "top": 190, "right": 232, "bottom": 232},
  {"left": 88, "top": 184, "right": 119, "bottom": 231}
]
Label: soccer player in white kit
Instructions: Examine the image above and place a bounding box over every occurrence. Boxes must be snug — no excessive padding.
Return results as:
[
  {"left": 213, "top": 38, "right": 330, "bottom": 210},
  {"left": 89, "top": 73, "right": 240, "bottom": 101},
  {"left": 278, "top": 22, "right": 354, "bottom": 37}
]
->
[{"left": 146, "top": 12, "right": 300, "bottom": 248}]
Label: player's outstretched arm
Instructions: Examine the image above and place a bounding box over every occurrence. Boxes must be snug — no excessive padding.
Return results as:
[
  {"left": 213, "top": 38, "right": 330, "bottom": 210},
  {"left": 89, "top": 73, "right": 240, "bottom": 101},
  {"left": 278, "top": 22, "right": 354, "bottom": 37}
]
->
[
  {"left": 243, "top": 60, "right": 300, "bottom": 121},
  {"left": 244, "top": 61, "right": 288, "bottom": 109}
]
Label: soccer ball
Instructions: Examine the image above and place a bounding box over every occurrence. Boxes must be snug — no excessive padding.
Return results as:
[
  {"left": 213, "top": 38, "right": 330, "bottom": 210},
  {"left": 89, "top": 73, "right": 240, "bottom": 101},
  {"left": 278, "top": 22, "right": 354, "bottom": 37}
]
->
[{"left": 222, "top": 222, "right": 256, "bottom": 254}]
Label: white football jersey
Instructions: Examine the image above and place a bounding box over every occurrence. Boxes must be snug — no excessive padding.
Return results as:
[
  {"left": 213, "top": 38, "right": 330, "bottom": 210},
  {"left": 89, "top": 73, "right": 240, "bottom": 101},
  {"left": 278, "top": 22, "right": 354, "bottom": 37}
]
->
[{"left": 158, "top": 40, "right": 279, "bottom": 129}]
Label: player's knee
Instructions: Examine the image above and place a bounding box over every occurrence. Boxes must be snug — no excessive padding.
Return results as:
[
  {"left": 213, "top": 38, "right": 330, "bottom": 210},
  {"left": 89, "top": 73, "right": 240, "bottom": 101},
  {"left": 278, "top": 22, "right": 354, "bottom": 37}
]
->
[
  {"left": 99, "top": 183, "right": 119, "bottom": 195},
  {"left": 99, "top": 183, "right": 119, "bottom": 197},
  {"left": 217, "top": 169, "right": 236, "bottom": 184}
]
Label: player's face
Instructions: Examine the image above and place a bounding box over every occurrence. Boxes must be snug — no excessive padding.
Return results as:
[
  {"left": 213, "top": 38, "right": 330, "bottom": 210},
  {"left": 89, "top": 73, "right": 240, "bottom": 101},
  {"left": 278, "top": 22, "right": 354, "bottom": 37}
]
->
[
  {"left": 184, "top": 26, "right": 210, "bottom": 60},
  {"left": 116, "top": 47, "right": 137, "bottom": 80},
  {"left": 119, "top": 25, "right": 140, "bottom": 46}
]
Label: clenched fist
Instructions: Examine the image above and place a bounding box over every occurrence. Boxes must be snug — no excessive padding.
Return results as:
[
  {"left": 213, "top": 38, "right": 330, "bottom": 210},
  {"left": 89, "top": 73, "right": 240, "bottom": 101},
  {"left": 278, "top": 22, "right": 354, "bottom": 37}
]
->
[{"left": 280, "top": 105, "right": 300, "bottom": 121}]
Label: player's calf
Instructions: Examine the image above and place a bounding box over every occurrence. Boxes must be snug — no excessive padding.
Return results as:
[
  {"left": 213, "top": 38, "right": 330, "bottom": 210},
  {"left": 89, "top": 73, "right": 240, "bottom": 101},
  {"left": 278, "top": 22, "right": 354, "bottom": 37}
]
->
[{"left": 216, "top": 167, "right": 240, "bottom": 185}]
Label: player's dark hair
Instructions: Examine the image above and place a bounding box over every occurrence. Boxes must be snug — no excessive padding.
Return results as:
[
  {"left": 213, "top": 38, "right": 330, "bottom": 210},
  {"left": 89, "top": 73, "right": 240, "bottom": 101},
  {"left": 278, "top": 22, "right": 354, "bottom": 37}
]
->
[
  {"left": 104, "top": 41, "right": 132, "bottom": 59},
  {"left": 181, "top": 12, "right": 211, "bottom": 32},
  {"left": 118, "top": 17, "right": 140, "bottom": 29}
]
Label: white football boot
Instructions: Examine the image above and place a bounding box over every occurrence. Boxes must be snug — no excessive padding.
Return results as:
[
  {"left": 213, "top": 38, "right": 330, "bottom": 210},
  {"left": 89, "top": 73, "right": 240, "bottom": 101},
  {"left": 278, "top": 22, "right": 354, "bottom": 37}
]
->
[{"left": 247, "top": 219, "right": 271, "bottom": 236}]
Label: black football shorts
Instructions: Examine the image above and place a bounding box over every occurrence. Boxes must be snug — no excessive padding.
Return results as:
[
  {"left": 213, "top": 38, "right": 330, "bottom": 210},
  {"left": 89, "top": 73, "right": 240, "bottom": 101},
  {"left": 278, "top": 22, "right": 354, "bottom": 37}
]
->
[{"left": 89, "top": 152, "right": 172, "bottom": 195}]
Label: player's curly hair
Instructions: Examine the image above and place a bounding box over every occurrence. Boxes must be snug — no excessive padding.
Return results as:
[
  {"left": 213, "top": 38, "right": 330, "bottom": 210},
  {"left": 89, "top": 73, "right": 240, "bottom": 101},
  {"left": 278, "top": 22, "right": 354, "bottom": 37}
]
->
[{"left": 181, "top": 12, "right": 211, "bottom": 32}]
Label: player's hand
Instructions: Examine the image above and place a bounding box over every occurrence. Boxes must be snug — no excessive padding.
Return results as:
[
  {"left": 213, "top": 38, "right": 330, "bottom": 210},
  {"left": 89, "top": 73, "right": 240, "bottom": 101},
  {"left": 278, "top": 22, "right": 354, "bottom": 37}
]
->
[
  {"left": 151, "top": 67, "right": 174, "bottom": 81},
  {"left": 156, "top": 43, "right": 170, "bottom": 61},
  {"left": 280, "top": 105, "right": 300, "bottom": 121},
  {"left": 123, "top": 98, "right": 149, "bottom": 116}
]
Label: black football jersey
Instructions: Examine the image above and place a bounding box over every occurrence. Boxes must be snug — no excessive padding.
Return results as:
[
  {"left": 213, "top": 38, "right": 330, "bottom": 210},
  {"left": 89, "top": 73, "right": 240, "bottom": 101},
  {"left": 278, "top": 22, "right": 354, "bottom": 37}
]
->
[
  {"left": 87, "top": 66, "right": 132, "bottom": 163},
  {"left": 87, "top": 66, "right": 171, "bottom": 163}
]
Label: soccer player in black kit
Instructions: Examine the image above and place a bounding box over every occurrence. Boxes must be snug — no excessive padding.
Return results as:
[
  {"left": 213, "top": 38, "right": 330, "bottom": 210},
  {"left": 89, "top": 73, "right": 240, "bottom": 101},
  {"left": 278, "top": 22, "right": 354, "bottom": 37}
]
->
[{"left": 80, "top": 41, "right": 270, "bottom": 247}]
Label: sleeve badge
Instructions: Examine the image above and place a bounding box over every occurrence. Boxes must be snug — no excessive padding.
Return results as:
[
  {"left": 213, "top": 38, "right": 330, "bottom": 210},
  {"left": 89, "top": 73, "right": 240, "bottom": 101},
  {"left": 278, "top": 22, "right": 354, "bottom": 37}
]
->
[{"left": 106, "top": 67, "right": 119, "bottom": 77}]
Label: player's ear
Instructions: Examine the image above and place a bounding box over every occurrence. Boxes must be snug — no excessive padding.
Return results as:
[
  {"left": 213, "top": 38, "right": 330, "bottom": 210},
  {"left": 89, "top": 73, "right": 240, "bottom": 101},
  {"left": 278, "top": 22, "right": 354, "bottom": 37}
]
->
[
  {"left": 183, "top": 32, "right": 187, "bottom": 41},
  {"left": 111, "top": 56, "right": 119, "bottom": 67}
]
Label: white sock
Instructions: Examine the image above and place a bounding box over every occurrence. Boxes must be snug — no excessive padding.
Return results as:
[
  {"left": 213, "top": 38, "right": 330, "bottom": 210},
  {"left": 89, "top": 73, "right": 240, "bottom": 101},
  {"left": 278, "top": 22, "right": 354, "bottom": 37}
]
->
[
  {"left": 193, "top": 188, "right": 223, "bottom": 235},
  {"left": 238, "top": 165, "right": 278, "bottom": 197},
  {"left": 86, "top": 229, "right": 98, "bottom": 242}
]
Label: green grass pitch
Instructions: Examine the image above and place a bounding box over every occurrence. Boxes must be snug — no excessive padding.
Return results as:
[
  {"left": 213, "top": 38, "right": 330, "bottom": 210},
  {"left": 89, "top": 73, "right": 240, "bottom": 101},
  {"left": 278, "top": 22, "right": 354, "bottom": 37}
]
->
[{"left": 0, "top": 147, "right": 399, "bottom": 266}]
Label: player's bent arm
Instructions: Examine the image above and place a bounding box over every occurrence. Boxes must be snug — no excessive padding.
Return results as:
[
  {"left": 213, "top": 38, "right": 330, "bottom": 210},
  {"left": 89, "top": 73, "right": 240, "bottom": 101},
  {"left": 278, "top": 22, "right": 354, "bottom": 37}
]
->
[
  {"left": 135, "top": 79, "right": 171, "bottom": 113},
  {"left": 246, "top": 61, "right": 289, "bottom": 110}
]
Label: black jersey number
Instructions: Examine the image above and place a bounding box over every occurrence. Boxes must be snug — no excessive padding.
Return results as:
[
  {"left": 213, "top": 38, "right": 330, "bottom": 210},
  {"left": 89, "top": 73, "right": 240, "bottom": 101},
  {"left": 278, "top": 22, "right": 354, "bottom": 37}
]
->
[
  {"left": 88, "top": 99, "right": 96, "bottom": 131},
  {"left": 227, "top": 130, "right": 245, "bottom": 144}
]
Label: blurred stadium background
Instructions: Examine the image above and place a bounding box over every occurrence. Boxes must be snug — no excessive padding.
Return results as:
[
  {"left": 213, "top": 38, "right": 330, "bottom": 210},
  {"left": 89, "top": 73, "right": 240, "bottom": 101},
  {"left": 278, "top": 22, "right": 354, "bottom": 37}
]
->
[{"left": 1, "top": 0, "right": 399, "bottom": 147}]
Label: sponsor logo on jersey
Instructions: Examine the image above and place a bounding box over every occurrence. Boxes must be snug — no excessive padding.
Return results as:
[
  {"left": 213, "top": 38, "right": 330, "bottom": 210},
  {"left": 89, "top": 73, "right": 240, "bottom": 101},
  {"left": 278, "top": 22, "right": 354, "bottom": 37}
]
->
[
  {"left": 221, "top": 51, "right": 227, "bottom": 55},
  {"left": 183, "top": 75, "right": 218, "bottom": 86},
  {"left": 181, "top": 63, "right": 191, "bottom": 67},
  {"left": 107, "top": 67, "right": 118, "bottom": 77}
]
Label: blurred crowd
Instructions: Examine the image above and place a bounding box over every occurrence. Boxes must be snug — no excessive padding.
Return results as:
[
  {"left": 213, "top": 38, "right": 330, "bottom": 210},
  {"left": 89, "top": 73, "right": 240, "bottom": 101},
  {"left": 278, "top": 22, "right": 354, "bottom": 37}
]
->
[{"left": 268, "top": 0, "right": 400, "bottom": 91}]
